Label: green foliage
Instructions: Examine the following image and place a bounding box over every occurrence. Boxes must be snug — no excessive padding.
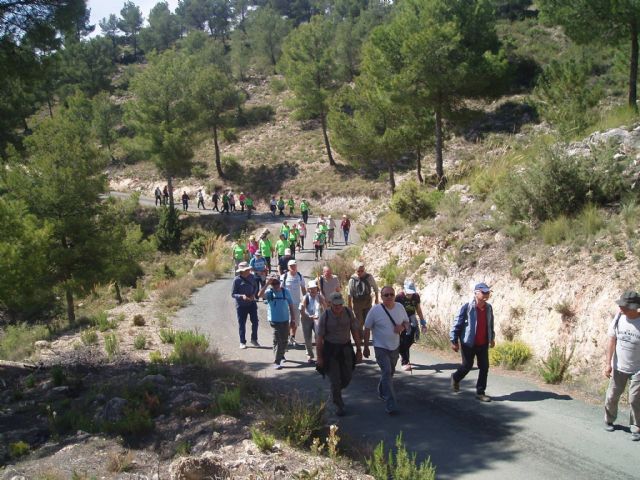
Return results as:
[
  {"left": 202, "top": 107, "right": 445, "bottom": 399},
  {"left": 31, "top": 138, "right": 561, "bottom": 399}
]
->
[
  {"left": 9, "top": 441, "right": 30, "bottom": 458},
  {"left": 489, "top": 341, "right": 532, "bottom": 369},
  {"left": 540, "top": 204, "right": 605, "bottom": 245},
  {"left": 139, "top": 1, "right": 181, "bottom": 53},
  {"left": 380, "top": 257, "right": 403, "bottom": 287},
  {"left": 169, "top": 330, "right": 211, "bottom": 365},
  {"left": 215, "top": 387, "right": 242, "bottom": 416},
  {"left": 273, "top": 396, "right": 325, "bottom": 448},
  {"left": 361, "top": 212, "right": 406, "bottom": 241},
  {"left": 270, "top": 77, "right": 287, "bottom": 94},
  {"left": 541, "top": 216, "right": 572, "bottom": 245},
  {"left": 149, "top": 351, "right": 165, "bottom": 364},
  {"left": 81, "top": 329, "right": 99, "bottom": 346},
  {"left": 134, "top": 334, "right": 147, "bottom": 350},
  {"left": 251, "top": 427, "right": 276, "bottom": 452},
  {"left": 132, "top": 281, "right": 147, "bottom": 302},
  {"left": 496, "top": 146, "right": 627, "bottom": 223},
  {"left": 390, "top": 181, "right": 442, "bottom": 222},
  {"left": 159, "top": 328, "right": 176, "bottom": 344},
  {"left": 246, "top": 6, "right": 292, "bottom": 73},
  {"left": 156, "top": 207, "right": 182, "bottom": 253},
  {"left": 0, "top": 323, "right": 50, "bottom": 361},
  {"left": 104, "top": 333, "right": 119, "bottom": 360},
  {"left": 175, "top": 440, "right": 191, "bottom": 457},
  {"left": 103, "top": 406, "right": 154, "bottom": 436},
  {"left": 51, "top": 365, "right": 66, "bottom": 386},
  {"left": 93, "top": 311, "right": 117, "bottom": 332},
  {"left": 367, "top": 433, "right": 436, "bottom": 480},
  {"left": 539, "top": 344, "right": 573, "bottom": 384}
]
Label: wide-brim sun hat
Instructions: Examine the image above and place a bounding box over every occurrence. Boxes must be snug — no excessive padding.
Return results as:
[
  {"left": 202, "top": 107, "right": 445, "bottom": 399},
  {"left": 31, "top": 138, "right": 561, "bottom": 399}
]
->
[
  {"left": 616, "top": 290, "right": 640, "bottom": 309},
  {"left": 236, "top": 262, "right": 251, "bottom": 273},
  {"left": 404, "top": 281, "right": 417, "bottom": 295},
  {"left": 308, "top": 280, "right": 318, "bottom": 289}
]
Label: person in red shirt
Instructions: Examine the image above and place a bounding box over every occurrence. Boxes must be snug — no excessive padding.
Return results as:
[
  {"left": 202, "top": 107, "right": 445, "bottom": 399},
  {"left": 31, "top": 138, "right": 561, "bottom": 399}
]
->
[{"left": 449, "top": 283, "right": 496, "bottom": 402}]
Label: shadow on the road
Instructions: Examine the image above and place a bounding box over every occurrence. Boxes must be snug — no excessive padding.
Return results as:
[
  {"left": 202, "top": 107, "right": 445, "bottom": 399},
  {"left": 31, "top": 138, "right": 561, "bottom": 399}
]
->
[
  {"left": 239, "top": 356, "right": 529, "bottom": 480},
  {"left": 491, "top": 390, "right": 572, "bottom": 402},
  {"left": 411, "top": 362, "right": 460, "bottom": 373}
]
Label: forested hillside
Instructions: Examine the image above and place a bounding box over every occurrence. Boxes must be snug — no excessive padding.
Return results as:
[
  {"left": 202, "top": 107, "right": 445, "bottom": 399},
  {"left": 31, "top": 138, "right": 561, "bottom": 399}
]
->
[{"left": 2, "top": 0, "right": 640, "bottom": 379}]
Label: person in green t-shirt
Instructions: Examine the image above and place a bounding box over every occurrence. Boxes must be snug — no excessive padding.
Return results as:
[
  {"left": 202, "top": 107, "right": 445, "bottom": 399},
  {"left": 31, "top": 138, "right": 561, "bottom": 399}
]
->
[
  {"left": 280, "top": 220, "right": 290, "bottom": 241},
  {"left": 244, "top": 195, "right": 254, "bottom": 217},
  {"left": 277, "top": 196, "right": 285, "bottom": 216},
  {"left": 232, "top": 242, "right": 247, "bottom": 268},
  {"left": 259, "top": 230, "right": 274, "bottom": 272},
  {"left": 288, "top": 225, "right": 299, "bottom": 259},
  {"left": 287, "top": 197, "right": 295, "bottom": 215},
  {"left": 300, "top": 199, "right": 310, "bottom": 224},
  {"left": 275, "top": 234, "right": 287, "bottom": 263}
]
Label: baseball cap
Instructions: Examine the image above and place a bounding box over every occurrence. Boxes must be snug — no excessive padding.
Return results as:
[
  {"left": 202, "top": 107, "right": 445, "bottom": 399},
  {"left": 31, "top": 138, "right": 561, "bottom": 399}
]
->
[
  {"left": 254, "top": 251, "right": 262, "bottom": 256},
  {"left": 474, "top": 282, "right": 491, "bottom": 293},
  {"left": 308, "top": 279, "right": 318, "bottom": 289},
  {"left": 284, "top": 248, "right": 292, "bottom": 255},
  {"left": 329, "top": 292, "right": 344, "bottom": 305},
  {"left": 404, "top": 281, "right": 417, "bottom": 295},
  {"left": 288, "top": 259, "right": 297, "bottom": 266}
]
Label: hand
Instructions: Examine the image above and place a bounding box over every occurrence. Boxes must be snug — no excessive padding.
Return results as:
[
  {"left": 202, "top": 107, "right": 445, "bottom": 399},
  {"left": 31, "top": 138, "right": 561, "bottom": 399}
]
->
[
  {"left": 355, "top": 350, "right": 363, "bottom": 363},
  {"left": 604, "top": 365, "right": 612, "bottom": 378},
  {"left": 363, "top": 346, "right": 370, "bottom": 358},
  {"left": 421, "top": 325, "right": 427, "bottom": 335},
  {"left": 394, "top": 324, "right": 405, "bottom": 335},
  {"left": 490, "top": 340, "right": 495, "bottom": 348},
  {"left": 451, "top": 343, "right": 459, "bottom": 352}
]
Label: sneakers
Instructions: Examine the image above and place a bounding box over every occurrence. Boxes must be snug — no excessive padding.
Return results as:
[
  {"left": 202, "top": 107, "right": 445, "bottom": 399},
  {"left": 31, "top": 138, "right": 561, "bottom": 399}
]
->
[
  {"left": 306, "top": 355, "right": 316, "bottom": 364},
  {"left": 289, "top": 336, "right": 299, "bottom": 347},
  {"left": 632, "top": 432, "right": 640, "bottom": 441},
  {"left": 451, "top": 374, "right": 459, "bottom": 393},
  {"left": 402, "top": 363, "right": 412, "bottom": 371},
  {"left": 604, "top": 422, "right": 615, "bottom": 432},
  {"left": 250, "top": 340, "right": 260, "bottom": 347},
  {"left": 274, "top": 362, "right": 283, "bottom": 370},
  {"left": 239, "top": 343, "right": 247, "bottom": 349},
  {"left": 476, "top": 394, "right": 492, "bottom": 402}
]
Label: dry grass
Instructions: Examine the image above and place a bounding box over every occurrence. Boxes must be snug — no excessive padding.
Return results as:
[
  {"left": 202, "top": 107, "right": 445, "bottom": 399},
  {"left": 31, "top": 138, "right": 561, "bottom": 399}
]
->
[
  {"left": 107, "top": 450, "right": 134, "bottom": 473},
  {"left": 156, "top": 276, "right": 199, "bottom": 309},
  {"left": 193, "top": 235, "right": 232, "bottom": 282}
]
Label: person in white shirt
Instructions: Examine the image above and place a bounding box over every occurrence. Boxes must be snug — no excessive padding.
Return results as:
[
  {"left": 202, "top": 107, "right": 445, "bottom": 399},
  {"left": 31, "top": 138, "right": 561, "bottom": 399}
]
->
[
  {"left": 363, "top": 285, "right": 410, "bottom": 414},
  {"left": 300, "top": 279, "right": 325, "bottom": 363},
  {"left": 281, "top": 259, "right": 306, "bottom": 346}
]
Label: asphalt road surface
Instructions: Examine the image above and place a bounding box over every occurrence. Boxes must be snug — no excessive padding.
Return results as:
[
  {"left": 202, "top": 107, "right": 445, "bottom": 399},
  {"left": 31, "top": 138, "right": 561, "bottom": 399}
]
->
[{"left": 173, "top": 215, "right": 637, "bottom": 480}]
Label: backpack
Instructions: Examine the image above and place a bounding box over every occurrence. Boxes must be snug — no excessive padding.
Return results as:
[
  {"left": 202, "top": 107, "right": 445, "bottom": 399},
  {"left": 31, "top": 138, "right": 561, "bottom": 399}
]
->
[
  {"left": 282, "top": 271, "right": 303, "bottom": 285},
  {"left": 352, "top": 274, "right": 372, "bottom": 300}
]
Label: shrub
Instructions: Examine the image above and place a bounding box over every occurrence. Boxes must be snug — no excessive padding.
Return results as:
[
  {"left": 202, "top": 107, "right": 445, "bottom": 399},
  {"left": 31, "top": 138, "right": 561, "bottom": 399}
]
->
[
  {"left": 270, "top": 77, "right": 287, "bottom": 94},
  {"left": 0, "top": 323, "right": 50, "bottom": 361},
  {"left": 489, "top": 341, "right": 532, "bottom": 369},
  {"left": 574, "top": 203, "right": 605, "bottom": 238},
  {"left": 614, "top": 250, "right": 626, "bottom": 262},
  {"left": 104, "top": 333, "right": 119, "bottom": 360},
  {"left": 134, "top": 334, "right": 146, "bottom": 350},
  {"left": 175, "top": 441, "right": 191, "bottom": 456},
  {"left": 107, "top": 450, "right": 134, "bottom": 473},
  {"left": 541, "top": 216, "right": 572, "bottom": 245},
  {"left": 222, "top": 127, "right": 238, "bottom": 143},
  {"left": 156, "top": 206, "right": 182, "bottom": 253},
  {"left": 169, "top": 330, "right": 213, "bottom": 365},
  {"left": 149, "top": 350, "right": 164, "bottom": 364},
  {"left": 221, "top": 155, "right": 244, "bottom": 181},
  {"left": 216, "top": 387, "right": 242, "bottom": 416},
  {"left": 251, "top": 427, "right": 276, "bottom": 452},
  {"left": 80, "top": 328, "right": 98, "bottom": 346},
  {"left": 362, "top": 211, "right": 406, "bottom": 241},
  {"left": 554, "top": 300, "right": 575, "bottom": 320},
  {"left": 103, "top": 406, "right": 154, "bottom": 436},
  {"left": 539, "top": 344, "right": 574, "bottom": 384},
  {"left": 189, "top": 235, "right": 208, "bottom": 258},
  {"left": 93, "top": 311, "right": 117, "bottom": 332},
  {"left": 367, "top": 433, "right": 436, "bottom": 480},
  {"left": 380, "top": 258, "right": 403, "bottom": 287},
  {"left": 390, "top": 181, "right": 442, "bottom": 222},
  {"left": 159, "top": 328, "right": 176, "bottom": 344},
  {"left": 192, "top": 235, "right": 232, "bottom": 282},
  {"left": 273, "top": 395, "right": 324, "bottom": 448},
  {"left": 9, "top": 441, "right": 30, "bottom": 458},
  {"left": 423, "top": 318, "right": 451, "bottom": 350},
  {"left": 157, "top": 276, "right": 198, "bottom": 309},
  {"left": 132, "top": 280, "right": 147, "bottom": 303},
  {"left": 132, "top": 314, "right": 146, "bottom": 326},
  {"left": 51, "top": 365, "right": 66, "bottom": 386}
]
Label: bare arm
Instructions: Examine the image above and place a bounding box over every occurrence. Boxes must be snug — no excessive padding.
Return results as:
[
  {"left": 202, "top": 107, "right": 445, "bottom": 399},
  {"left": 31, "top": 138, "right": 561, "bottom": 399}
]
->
[
  {"left": 363, "top": 327, "right": 371, "bottom": 358},
  {"left": 604, "top": 336, "right": 616, "bottom": 378},
  {"left": 351, "top": 327, "right": 363, "bottom": 363}
]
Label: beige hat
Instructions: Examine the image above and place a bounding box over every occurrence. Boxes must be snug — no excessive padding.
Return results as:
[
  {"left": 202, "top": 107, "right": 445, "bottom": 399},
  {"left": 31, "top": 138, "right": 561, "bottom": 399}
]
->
[
  {"left": 329, "top": 292, "right": 345, "bottom": 305},
  {"left": 235, "top": 262, "right": 251, "bottom": 274}
]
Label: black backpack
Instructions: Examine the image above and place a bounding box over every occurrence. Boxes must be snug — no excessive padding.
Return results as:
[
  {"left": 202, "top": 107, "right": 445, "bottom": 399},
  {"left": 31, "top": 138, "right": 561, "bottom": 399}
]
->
[{"left": 352, "top": 274, "right": 372, "bottom": 300}]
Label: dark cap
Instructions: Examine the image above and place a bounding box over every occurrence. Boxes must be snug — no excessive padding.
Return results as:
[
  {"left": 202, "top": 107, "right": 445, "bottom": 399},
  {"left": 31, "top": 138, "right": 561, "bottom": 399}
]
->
[
  {"left": 616, "top": 290, "right": 640, "bottom": 309},
  {"left": 474, "top": 282, "right": 491, "bottom": 293}
]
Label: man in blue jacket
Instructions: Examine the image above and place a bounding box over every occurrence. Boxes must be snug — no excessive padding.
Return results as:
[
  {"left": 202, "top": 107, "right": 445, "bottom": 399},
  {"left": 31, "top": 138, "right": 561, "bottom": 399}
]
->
[
  {"left": 231, "top": 262, "right": 260, "bottom": 350},
  {"left": 450, "top": 282, "right": 496, "bottom": 402}
]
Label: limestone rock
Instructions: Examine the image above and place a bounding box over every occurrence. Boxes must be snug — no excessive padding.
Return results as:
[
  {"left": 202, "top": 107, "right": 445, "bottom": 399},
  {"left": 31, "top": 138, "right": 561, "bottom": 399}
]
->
[{"left": 170, "top": 451, "right": 229, "bottom": 480}]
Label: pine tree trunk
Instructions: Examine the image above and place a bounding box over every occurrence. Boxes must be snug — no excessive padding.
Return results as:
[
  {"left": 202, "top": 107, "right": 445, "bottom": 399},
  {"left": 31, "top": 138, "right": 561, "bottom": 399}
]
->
[
  {"left": 320, "top": 114, "right": 336, "bottom": 167},
  {"left": 630, "top": 19, "right": 638, "bottom": 110},
  {"left": 416, "top": 144, "right": 424, "bottom": 184},
  {"left": 168, "top": 175, "right": 174, "bottom": 209},
  {"left": 213, "top": 125, "right": 225, "bottom": 178},
  {"left": 388, "top": 162, "right": 396, "bottom": 194},
  {"left": 435, "top": 106, "right": 445, "bottom": 190},
  {"left": 114, "top": 281, "right": 123, "bottom": 304},
  {"left": 65, "top": 286, "right": 76, "bottom": 326}
]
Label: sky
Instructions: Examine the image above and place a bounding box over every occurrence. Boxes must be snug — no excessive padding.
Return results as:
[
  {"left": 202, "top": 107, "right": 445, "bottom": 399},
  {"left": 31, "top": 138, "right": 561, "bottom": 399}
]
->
[{"left": 88, "top": 0, "right": 179, "bottom": 29}]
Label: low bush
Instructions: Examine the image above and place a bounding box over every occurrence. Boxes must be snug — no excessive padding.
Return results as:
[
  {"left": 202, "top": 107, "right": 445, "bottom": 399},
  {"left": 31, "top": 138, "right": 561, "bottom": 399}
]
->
[
  {"left": 489, "top": 341, "right": 532, "bottom": 369},
  {"left": 134, "top": 334, "right": 146, "bottom": 350},
  {"left": 131, "top": 281, "right": 147, "bottom": 303},
  {"left": 9, "top": 441, "right": 30, "bottom": 458},
  {"left": 368, "top": 433, "right": 436, "bottom": 480},
  {"left": 0, "top": 323, "right": 50, "bottom": 361},
  {"left": 157, "top": 276, "right": 198, "bottom": 309},
  {"left": 273, "top": 395, "right": 325, "bottom": 448},
  {"left": 215, "top": 387, "right": 242, "bottom": 416},
  {"left": 193, "top": 235, "right": 232, "bottom": 282},
  {"left": 251, "top": 428, "right": 276, "bottom": 452},
  {"left": 169, "top": 330, "right": 214, "bottom": 366},
  {"left": 149, "top": 350, "right": 164, "bottom": 364},
  {"left": 554, "top": 300, "right": 575, "bottom": 319},
  {"left": 390, "top": 180, "right": 443, "bottom": 222},
  {"left": 93, "top": 311, "right": 118, "bottom": 332},
  {"left": 541, "top": 216, "right": 572, "bottom": 245},
  {"left": 104, "top": 333, "right": 119, "bottom": 360},
  {"left": 380, "top": 257, "right": 403, "bottom": 287},
  {"left": 156, "top": 206, "right": 182, "bottom": 253},
  {"left": 103, "top": 406, "right": 154, "bottom": 436},
  {"left": 132, "top": 314, "right": 146, "bottom": 326},
  {"left": 51, "top": 365, "right": 66, "bottom": 386},
  {"left": 81, "top": 328, "right": 98, "bottom": 346},
  {"left": 159, "top": 328, "right": 176, "bottom": 344},
  {"left": 539, "top": 344, "right": 574, "bottom": 384},
  {"left": 362, "top": 211, "right": 406, "bottom": 241},
  {"left": 423, "top": 318, "right": 452, "bottom": 351},
  {"left": 270, "top": 77, "right": 287, "bottom": 94},
  {"left": 107, "top": 450, "right": 134, "bottom": 473}
]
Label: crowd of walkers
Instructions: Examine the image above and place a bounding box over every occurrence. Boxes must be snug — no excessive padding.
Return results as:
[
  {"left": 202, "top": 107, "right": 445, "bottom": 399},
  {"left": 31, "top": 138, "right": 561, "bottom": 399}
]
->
[{"left": 232, "top": 217, "right": 640, "bottom": 436}]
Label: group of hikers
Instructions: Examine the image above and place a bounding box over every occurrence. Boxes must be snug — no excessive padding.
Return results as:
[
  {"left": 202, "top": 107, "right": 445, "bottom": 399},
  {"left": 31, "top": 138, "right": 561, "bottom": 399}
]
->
[{"left": 232, "top": 218, "right": 640, "bottom": 437}]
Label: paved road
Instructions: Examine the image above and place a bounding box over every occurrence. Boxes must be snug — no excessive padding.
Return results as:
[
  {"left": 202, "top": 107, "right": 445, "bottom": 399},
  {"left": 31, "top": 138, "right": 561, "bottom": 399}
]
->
[{"left": 174, "top": 216, "right": 637, "bottom": 480}]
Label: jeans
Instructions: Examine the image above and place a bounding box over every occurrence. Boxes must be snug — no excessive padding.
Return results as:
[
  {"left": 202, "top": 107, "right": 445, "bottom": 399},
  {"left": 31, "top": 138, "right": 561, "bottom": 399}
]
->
[
  {"left": 453, "top": 343, "right": 489, "bottom": 395},
  {"left": 605, "top": 369, "right": 640, "bottom": 432},
  {"left": 236, "top": 303, "right": 258, "bottom": 344},
  {"left": 375, "top": 346, "right": 399, "bottom": 412},
  {"left": 351, "top": 299, "right": 372, "bottom": 341},
  {"left": 343, "top": 229, "right": 349, "bottom": 244},
  {"left": 271, "top": 321, "right": 289, "bottom": 364}
]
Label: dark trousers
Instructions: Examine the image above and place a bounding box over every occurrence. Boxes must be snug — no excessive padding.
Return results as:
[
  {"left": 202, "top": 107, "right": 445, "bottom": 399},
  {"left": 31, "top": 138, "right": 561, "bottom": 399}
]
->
[
  {"left": 302, "top": 211, "right": 309, "bottom": 223},
  {"left": 327, "top": 344, "right": 355, "bottom": 407},
  {"left": 453, "top": 343, "right": 489, "bottom": 394},
  {"left": 399, "top": 326, "right": 417, "bottom": 365},
  {"left": 236, "top": 303, "right": 259, "bottom": 344},
  {"left": 271, "top": 321, "right": 289, "bottom": 363}
]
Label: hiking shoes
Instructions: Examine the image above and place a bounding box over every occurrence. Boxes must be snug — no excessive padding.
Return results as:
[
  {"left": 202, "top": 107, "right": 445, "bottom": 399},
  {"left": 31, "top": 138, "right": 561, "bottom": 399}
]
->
[
  {"left": 274, "top": 362, "right": 283, "bottom": 370},
  {"left": 402, "top": 363, "right": 412, "bottom": 371},
  {"left": 604, "top": 422, "right": 615, "bottom": 432},
  {"left": 239, "top": 343, "right": 247, "bottom": 350},
  {"left": 250, "top": 340, "right": 260, "bottom": 347},
  {"left": 451, "top": 374, "right": 460, "bottom": 393},
  {"left": 631, "top": 432, "right": 640, "bottom": 441},
  {"left": 476, "top": 394, "right": 492, "bottom": 403}
]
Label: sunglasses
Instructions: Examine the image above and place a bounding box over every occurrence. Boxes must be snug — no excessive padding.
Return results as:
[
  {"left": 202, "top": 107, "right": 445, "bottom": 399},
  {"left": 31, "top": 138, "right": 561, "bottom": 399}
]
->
[{"left": 382, "top": 293, "right": 395, "bottom": 298}]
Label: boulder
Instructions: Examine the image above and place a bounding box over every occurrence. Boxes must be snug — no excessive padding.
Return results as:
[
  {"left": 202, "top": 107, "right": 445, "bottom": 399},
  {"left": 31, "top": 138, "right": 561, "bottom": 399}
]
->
[
  {"left": 95, "top": 397, "right": 128, "bottom": 423},
  {"left": 170, "top": 451, "right": 229, "bottom": 480}
]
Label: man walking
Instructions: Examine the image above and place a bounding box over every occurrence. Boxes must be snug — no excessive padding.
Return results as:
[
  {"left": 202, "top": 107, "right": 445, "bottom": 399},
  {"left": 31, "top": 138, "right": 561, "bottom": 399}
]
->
[
  {"left": 604, "top": 290, "right": 640, "bottom": 440},
  {"left": 259, "top": 274, "right": 296, "bottom": 370},
  {"left": 363, "top": 286, "right": 410, "bottom": 414},
  {"left": 318, "top": 266, "right": 341, "bottom": 306},
  {"left": 348, "top": 262, "right": 379, "bottom": 340},
  {"left": 281, "top": 259, "right": 306, "bottom": 346},
  {"left": 450, "top": 282, "right": 496, "bottom": 402},
  {"left": 231, "top": 262, "right": 260, "bottom": 350},
  {"left": 316, "top": 292, "right": 362, "bottom": 416},
  {"left": 395, "top": 280, "right": 428, "bottom": 371}
]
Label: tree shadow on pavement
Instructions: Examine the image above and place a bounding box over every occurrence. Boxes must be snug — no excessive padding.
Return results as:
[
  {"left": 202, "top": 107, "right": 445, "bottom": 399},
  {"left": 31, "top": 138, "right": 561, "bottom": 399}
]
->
[{"left": 490, "top": 390, "right": 572, "bottom": 402}]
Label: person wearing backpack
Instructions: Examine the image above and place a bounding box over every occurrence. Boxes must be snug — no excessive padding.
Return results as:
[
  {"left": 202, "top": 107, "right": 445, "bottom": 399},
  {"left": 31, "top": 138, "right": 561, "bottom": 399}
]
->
[
  {"left": 281, "top": 260, "right": 306, "bottom": 347},
  {"left": 154, "top": 186, "right": 162, "bottom": 206},
  {"left": 259, "top": 274, "right": 296, "bottom": 370},
  {"left": 316, "top": 292, "right": 363, "bottom": 416},
  {"left": 450, "top": 282, "right": 496, "bottom": 402},
  {"left": 603, "top": 290, "right": 640, "bottom": 441},
  {"left": 341, "top": 215, "right": 351, "bottom": 245},
  {"left": 300, "top": 279, "right": 325, "bottom": 363},
  {"left": 348, "top": 262, "right": 379, "bottom": 340},
  {"left": 395, "top": 280, "right": 428, "bottom": 371},
  {"left": 319, "top": 265, "right": 341, "bottom": 306},
  {"left": 363, "top": 286, "right": 410, "bottom": 415}
]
